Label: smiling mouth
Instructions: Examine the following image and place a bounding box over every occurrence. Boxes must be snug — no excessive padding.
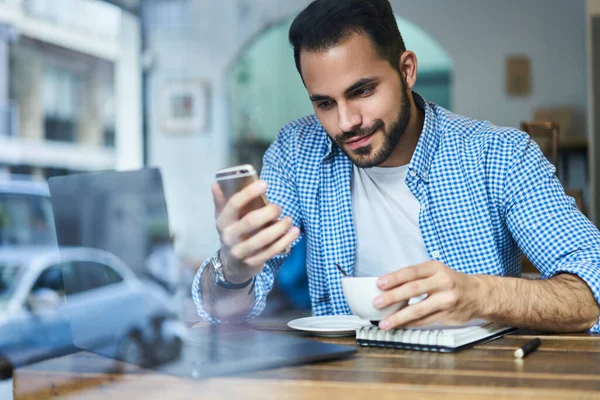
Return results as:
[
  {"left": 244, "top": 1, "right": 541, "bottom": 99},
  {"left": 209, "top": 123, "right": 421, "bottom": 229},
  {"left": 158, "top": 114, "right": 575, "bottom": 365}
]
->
[
  {"left": 346, "top": 133, "right": 372, "bottom": 145},
  {"left": 345, "top": 128, "right": 378, "bottom": 149}
]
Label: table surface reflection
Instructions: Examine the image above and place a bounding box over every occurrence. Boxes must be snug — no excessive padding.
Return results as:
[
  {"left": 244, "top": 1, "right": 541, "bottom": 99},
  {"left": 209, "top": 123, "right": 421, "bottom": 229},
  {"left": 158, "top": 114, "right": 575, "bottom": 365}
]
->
[{"left": 12, "top": 318, "right": 600, "bottom": 400}]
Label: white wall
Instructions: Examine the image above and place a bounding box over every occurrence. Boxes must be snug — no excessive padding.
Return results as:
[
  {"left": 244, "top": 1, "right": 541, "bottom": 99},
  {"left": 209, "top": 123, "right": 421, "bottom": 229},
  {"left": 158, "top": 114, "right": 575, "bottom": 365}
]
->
[
  {"left": 393, "top": 0, "right": 587, "bottom": 138},
  {"left": 115, "top": 11, "right": 143, "bottom": 170},
  {"left": 144, "top": 0, "right": 588, "bottom": 258}
]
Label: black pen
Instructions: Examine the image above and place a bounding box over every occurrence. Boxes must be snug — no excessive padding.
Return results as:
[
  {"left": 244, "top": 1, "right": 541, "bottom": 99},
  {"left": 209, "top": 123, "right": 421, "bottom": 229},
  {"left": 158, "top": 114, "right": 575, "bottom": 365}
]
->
[{"left": 514, "top": 337, "right": 541, "bottom": 359}]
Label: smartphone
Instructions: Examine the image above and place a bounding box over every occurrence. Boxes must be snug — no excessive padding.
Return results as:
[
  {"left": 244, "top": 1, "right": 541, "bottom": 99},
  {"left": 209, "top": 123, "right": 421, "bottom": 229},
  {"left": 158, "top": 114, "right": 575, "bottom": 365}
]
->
[
  {"left": 216, "top": 164, "right": 268, "bottom": 216},
  {"left": 216, "top": 164, "right": 291, "bottom": 254}
]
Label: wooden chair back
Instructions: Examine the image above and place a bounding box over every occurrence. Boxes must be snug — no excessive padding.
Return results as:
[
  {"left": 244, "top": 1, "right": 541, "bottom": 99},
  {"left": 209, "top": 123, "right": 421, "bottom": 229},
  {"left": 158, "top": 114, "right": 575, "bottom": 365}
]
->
[{"left": 520, "top": 121, "right": 559, "bottom": 166}]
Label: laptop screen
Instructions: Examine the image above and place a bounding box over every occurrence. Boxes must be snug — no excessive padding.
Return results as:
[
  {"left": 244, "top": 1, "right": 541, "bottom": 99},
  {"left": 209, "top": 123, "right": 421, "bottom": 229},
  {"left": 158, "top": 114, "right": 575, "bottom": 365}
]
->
[
  {"left": 46, "top": 168, "right": 355, "bottom": 378},
  {"left": 48, "top": 168, "right": 181, "bottom": 367}
]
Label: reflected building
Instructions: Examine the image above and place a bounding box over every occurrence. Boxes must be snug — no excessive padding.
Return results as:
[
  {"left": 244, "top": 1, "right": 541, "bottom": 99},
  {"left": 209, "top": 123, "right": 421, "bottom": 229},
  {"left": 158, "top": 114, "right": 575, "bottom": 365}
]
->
[{"left": 0, "top": 0, "right": 142, "bottom": 178}]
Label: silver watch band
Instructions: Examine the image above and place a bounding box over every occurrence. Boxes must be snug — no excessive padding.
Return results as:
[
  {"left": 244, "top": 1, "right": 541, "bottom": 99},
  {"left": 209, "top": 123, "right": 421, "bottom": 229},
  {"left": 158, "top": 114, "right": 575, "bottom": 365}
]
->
[{"left": 211, "top": 251, "right": 254, "bottom": 290}]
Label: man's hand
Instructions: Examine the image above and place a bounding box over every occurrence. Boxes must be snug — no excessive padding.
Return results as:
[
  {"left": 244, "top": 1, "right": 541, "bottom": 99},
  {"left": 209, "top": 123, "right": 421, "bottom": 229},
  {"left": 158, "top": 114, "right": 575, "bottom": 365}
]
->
[
  {"left": 213, "top": 180, "right": 300, "bottom": 284},
  {"left": 373, "top": 261, "right": 484, "bottom": 330}
]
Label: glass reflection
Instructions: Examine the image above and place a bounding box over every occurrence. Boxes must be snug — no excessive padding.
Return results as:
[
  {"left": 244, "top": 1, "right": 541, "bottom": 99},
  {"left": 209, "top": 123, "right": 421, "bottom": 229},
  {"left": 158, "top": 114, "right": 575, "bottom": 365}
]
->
[
  {"left": 47, "top": 168, "right": 184, "bottom": 369},
  {"left": 0, "top": 169, "right": 186, "bottom": 378},
  {"left": 26, "top": 168, "right": 354, "bottom": 381}
]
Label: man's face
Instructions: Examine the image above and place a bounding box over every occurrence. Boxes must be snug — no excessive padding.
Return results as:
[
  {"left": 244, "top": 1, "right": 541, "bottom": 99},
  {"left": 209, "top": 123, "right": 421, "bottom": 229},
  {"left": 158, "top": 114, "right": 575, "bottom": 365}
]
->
[{"left": 300, "top": 33, "right": 411, "bottom": 168}]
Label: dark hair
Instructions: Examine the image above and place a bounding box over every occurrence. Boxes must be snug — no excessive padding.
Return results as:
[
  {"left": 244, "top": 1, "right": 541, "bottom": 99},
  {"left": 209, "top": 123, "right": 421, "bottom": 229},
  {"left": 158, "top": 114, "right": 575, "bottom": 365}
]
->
[{"left": 289, "top": 0, "right": 406, "bottom": 79}]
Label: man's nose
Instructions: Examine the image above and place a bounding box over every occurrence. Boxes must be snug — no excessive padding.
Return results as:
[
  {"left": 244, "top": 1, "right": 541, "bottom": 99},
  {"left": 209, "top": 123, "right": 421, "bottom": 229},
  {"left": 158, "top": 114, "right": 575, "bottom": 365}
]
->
[{"left": 337, "top": 103, "right": 362, "bottom": 133}]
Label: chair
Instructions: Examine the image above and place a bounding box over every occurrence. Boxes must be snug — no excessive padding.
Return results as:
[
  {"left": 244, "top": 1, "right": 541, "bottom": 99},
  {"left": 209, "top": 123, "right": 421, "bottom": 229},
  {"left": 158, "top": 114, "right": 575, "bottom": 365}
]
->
[
  {"left": 520, "top": 121, "right": 559, "bottom": 166},
  {"left": 519, "top": 121, "right": 585, "bottom": 273}
]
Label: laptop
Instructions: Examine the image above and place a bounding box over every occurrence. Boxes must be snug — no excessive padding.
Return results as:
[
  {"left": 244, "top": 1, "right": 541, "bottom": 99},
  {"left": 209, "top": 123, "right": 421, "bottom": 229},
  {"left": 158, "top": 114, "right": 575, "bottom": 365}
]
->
[{"left": 47, "top": 168, "right": 355, "bottom": 379}]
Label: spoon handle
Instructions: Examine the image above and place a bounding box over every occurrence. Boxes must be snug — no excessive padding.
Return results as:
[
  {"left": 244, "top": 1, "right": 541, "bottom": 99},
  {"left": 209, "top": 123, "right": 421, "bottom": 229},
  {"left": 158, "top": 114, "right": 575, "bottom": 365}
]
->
[{"left": 335, "top": 263, "right": 349, "bottom": 277}]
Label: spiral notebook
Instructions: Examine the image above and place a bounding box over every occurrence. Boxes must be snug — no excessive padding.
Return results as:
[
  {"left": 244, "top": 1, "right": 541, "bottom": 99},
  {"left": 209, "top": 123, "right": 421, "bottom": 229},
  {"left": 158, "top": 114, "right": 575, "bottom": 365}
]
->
[{"left": 356, "top": 319, "right": 516, "bottom": 353}]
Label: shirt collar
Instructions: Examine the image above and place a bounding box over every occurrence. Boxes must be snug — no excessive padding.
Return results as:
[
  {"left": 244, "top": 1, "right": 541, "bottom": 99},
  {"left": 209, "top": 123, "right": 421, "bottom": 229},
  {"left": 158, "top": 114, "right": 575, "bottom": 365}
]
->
[
  {"left": 321, "top": 91, "right": 440, "bottom": 174},
  {"left": 322, "top": 131, "right": 334, "bottom": 161},
  {"left": 408, "top": 92, "right": 439, "bottom": 183}
]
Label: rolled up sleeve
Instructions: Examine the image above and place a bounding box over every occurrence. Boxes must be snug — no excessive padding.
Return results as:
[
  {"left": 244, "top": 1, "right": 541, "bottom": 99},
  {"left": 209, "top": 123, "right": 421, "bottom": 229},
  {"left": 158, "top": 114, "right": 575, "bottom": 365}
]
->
[
  {"left": 191, "top": 257, "right": 219, "bottom": 323},
  {"left": 552, "top": 260, "right": 600, "bottom": 332},
  {"left": 191, "top": 254, "right": 287, "bottom": 323}
]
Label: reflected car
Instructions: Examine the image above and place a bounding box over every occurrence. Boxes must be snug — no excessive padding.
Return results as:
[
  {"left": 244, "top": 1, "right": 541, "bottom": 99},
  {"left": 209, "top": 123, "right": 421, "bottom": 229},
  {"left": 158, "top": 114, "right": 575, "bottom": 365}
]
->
[{"left": 0, "top": 246, "right": 185, "bottom": 376}]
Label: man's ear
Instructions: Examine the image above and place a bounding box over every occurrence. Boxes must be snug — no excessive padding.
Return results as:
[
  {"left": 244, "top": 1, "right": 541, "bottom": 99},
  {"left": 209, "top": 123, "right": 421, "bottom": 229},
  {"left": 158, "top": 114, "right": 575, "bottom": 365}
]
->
[{"left": 399, "top": 51, "right": 418, "bottom": 90}]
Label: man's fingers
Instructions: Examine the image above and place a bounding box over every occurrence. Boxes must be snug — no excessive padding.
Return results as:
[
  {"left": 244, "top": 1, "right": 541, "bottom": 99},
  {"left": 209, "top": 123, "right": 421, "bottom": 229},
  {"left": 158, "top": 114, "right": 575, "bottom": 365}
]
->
[
  {"left": 239, "top": 204, "right": 282, "bottom": 235},
  {"left": 379, "top": 292, "right": 460, "bottom": 330},
  {"left": 377, "top": 261, "right": 443, "bottom": 290},
  {"left": 390, "top": 311, "right": 448, "bottom": 330},
  {"left": 374, "top": 276, "right": 437, "bottom": 309},
  {"left": 221, "top": 205, "right": 282, "bottom": 247},
  {"left": 244, "top": 226, "right": 300, "bottom": 267},
  {"left": 229, "top": 217, "right": 294, "bottom": 261},
  {"left": 379, "top": 293, "right": 445, "bottom": 330},
  {"left": 212, "top": 183, "right": 227, "bottom": 217},
  {"left": 217, "top": 180, "right": 268, "bottom": 229}
]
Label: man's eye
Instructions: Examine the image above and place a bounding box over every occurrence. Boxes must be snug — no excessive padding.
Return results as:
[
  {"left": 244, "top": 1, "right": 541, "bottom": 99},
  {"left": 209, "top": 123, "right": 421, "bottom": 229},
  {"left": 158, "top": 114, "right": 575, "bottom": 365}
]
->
[
  {"left": 355, "top": 87, "right": 374, "bottom": 96},
  {"left": 317, "top": 101, "right": 334, "bottom": 110}
]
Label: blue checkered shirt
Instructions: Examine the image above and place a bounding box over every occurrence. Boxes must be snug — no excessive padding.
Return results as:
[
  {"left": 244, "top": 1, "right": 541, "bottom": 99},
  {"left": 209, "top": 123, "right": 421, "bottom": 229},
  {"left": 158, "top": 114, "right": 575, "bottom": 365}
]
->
[{"left": 193, "top": 94, "right": 600, "bottom": 332}]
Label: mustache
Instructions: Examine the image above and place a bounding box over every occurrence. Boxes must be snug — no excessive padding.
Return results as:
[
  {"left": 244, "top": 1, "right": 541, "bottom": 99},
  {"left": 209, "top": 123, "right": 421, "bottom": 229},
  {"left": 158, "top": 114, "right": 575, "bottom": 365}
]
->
[{"left": 340, "top": 120, "right": 385, "bottom": 142}]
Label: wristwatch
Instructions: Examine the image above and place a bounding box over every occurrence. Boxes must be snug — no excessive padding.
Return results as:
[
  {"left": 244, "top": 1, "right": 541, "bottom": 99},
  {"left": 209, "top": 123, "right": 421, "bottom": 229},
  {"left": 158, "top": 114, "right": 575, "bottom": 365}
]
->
[{"left": 211, "top": 251, "right": 254, "bottom": 290}]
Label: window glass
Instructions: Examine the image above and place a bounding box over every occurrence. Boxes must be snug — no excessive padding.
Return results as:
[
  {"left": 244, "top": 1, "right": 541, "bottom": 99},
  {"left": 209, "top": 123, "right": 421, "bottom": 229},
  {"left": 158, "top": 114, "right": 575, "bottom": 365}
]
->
[
  {"left": 0, "top": 194, "right": 56, "bottom": 246},
  {"left": 31, "top": 262, "right": 77, "bottom": 296},
  {"left": 0, "top": 263, "right": 23, "bottom": 301},
  {"left": 75, "top": 261, "right": 123, "bottom": 292},
  {"left": 42, "top": 65, "right": 81, "bottom": 142}
]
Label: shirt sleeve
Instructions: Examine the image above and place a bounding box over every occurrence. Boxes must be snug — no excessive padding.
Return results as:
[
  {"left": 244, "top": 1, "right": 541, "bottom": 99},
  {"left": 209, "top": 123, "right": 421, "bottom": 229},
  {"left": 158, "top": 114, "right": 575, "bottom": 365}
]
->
[
  {"left": 503, "top": 135, "right": 600, "bottom": 332},
  {"left": 191, "top": 126, "right": 303, "bottom": 323},
  {"left": 191, "top": 257, "right": 218, "bottom": 323}
]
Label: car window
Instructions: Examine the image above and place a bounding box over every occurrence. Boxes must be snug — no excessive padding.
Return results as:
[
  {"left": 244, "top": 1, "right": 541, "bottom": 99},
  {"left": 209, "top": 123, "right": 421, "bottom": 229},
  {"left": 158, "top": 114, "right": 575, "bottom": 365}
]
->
[
  {"left": 31, "top": 262, "right": 76, "bottom": 298},
  {"left": 0, "top": 194, "right": 56, "bottom": 246},
  {"left": 0, "top": 263, "right": 23, "bottom": 301},
  {"left": 74, "top": 261, "right": 124, "bottom": 292}
]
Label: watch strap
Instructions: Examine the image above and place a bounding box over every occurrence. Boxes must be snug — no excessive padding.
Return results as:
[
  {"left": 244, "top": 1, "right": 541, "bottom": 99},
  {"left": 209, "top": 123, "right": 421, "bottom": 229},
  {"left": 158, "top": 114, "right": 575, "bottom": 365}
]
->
[{"left": 211, "top": 252, "right": 254, "bottom": 290}]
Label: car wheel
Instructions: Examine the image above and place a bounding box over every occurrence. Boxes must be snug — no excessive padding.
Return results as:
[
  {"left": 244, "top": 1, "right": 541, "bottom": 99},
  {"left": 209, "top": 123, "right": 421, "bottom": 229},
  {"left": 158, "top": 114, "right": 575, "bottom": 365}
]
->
[
  {"left": 117, "top": 334, "right": 147, "bottom": 367},
  {"left": 152, "top": 335, "right": 183, "bottom": 363}
]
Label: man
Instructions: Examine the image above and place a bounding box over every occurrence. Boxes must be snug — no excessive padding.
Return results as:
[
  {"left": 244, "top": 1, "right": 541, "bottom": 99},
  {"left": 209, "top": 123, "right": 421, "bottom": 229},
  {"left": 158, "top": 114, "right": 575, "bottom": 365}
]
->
[{"left": 193, "top": 0, "right": 600, "bottom": 332}]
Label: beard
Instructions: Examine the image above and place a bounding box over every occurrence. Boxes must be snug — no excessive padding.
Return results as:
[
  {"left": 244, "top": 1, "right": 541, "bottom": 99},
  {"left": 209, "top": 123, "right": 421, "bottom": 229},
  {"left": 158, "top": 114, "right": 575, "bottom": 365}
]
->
[{"left": 335, "top": 88, "right": 411, "bottom": 168}]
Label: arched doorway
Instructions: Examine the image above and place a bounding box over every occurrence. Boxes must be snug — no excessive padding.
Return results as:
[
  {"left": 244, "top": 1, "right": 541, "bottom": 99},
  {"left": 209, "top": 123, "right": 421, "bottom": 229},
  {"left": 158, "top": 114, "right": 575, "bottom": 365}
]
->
[{"left": 226, "top": 15, "right": 453, "bottom": 169}]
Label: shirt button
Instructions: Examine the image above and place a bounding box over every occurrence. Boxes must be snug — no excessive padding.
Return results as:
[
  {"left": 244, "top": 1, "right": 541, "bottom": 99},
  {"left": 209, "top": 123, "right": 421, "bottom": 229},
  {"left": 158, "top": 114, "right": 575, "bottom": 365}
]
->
[
  {"left": 422, "top": 172, "right": 429, "bottom": 180},
  {"left": 421, "top": 203, "right": 427, "bottom": 211},
  {"left": 431, "top": 250, "right": 441, "bottom": 259},
  {"left": 410, "top": 170, "right": 417, "bottom": 177}
]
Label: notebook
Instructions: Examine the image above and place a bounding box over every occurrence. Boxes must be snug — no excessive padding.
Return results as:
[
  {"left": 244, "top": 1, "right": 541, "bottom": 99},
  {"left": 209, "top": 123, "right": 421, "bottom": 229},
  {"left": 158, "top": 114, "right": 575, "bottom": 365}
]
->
[{"left": 356, "top": 319, "right": 516, "bottom": 352}]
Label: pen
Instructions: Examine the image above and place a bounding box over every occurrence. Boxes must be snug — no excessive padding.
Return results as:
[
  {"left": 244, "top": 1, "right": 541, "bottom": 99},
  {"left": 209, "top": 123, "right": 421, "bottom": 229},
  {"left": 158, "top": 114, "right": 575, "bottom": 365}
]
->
[{"left": 514, "top": 337, "right": 541, "bottom": 359}]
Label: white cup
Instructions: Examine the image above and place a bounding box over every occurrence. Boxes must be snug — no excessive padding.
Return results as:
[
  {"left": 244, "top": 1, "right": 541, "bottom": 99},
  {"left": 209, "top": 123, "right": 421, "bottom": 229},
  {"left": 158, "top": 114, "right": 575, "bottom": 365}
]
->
[{"left": 341, "top": 276, "right": 408, "bottom": 321}]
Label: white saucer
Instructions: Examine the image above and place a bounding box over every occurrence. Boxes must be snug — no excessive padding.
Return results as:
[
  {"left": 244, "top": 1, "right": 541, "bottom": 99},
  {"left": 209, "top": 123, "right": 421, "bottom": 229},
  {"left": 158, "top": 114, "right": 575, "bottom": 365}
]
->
[{"left": 287, "top": 316, "right": 371, "bottom": 337}]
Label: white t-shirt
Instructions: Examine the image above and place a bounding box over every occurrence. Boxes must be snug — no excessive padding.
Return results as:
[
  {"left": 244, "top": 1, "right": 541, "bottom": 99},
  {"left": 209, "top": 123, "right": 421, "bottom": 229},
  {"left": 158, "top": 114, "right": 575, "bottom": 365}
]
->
[{"left": 351, "top": 164, "right": 431, "bottom": 277}]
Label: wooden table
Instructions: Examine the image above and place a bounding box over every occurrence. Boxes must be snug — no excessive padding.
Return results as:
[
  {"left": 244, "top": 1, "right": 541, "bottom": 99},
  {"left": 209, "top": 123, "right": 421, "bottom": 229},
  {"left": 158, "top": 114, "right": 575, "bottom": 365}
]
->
[{"left": 12, "top": 320, "right": 600, "bottom": 400}]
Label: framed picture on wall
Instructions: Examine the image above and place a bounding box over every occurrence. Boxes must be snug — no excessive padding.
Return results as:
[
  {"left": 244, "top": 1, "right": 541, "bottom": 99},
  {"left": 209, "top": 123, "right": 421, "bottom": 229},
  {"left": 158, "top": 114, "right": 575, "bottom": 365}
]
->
[
  {"left": 506, "top": 55, "right": 531, "bottom": 96},
  {"left": 160, "top": 80, "right": 210, "bottom": 135}
]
